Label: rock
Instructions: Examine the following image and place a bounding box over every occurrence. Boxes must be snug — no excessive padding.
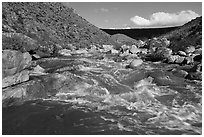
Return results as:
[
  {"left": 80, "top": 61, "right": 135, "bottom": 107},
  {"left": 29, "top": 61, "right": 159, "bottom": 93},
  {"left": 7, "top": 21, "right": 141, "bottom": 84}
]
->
[
  {"left": 2, "top": 50, "right": 32, "bottom": 78},
  {"left": 186, "top": 72, "right": 202, "bottom": 80},
  {"left": 157, "top": 47, "right": 172, "bottom": 58},
  {"left": 193, "top": 48, "right": 202, "bottom": 55},
  {"left": 111, "top": 49, "right": 119, "bottom": 54},
  {"left": 103, "top": 45, "right": 113, "bottom": 52},
  {"left": 193, "top": 54, "right": 202, "bottom": 62},
  {"left": 2, "top": 83, "right": 27, "bottom": 101},
  {"left": 167, "top": 55, "right": 177, "bottom": 63},
  {"left": 178, "top": 51, "right": 187, "bottom": 56},
  {"left": 30, "top": 65, "right": 47, "bottom": 76},
  {"left": 172, "top": 69, "right": 188, "bottom": 78},
  {"left": 146, "top": 47, "right": 172, "bottom": 62},
  {"left": 175, "top": 56, "right": 185, "bottom": 64},
  {"left": 185, "top": 46, "right": 195, "bottom": 54},
  {"left": 88, "top": 45, "right": 98, "bottom": 53},
  {"left": 32, "top": 54, "right": 41, "bottom": 59},
  {"left": 74, "top": 49, "right": 88, "bottom": 54},
  {"left": 190, "top": 63, "right": 202, "bottom": 72},
  {"left": 185, "top": 56, "right": 194, "bottom": 64},
  {"left": 167, "top": 55, "right": 185, "bottom": 64},
  {"left": 136, "top": 40, "right": 146, "bottom": 48},
  {"left": 161, "top": 37, "right": 170, "bottom": 47},
  {"left": 58, "top": 49, "right": 72, "bottom": 56},
  {"left": 2, "top": 70, "right": 30, "bottom": 88},
  {"left": 129, "top": 45, "right": 140, "bottom": 54},
  {"left": 129, "top": 59, "right": 143, "bottom": 68}
]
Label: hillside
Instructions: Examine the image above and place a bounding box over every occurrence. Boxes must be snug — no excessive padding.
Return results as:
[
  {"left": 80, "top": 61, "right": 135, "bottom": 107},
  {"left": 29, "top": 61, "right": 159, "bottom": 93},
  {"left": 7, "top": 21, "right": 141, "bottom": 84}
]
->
[
  {"left": 161, "top": 16, "right": 202, "bottom": 52},
  {"left": 111, "top": 33, "right": 139, "bottom": 46},
  {"left": 2, "top": 2, "right": 118, "bottom": 56}
]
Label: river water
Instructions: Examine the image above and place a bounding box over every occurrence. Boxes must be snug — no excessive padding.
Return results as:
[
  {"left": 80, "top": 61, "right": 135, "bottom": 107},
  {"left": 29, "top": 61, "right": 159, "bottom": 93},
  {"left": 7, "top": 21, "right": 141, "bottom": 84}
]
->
[{"left": 2, "top": 55, "right": 202, "bottom": 135}]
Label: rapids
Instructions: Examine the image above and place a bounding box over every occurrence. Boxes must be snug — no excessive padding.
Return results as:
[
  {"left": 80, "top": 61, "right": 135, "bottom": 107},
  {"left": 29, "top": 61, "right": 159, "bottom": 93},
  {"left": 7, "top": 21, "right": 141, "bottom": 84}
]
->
[{"left": 2, "top": 55, "right": 202, "bottom": 135}]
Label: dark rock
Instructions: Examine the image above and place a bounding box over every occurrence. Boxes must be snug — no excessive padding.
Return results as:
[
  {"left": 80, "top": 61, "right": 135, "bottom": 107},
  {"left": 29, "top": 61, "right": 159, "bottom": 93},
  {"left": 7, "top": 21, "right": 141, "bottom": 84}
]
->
[
  {"left": 193, "top": 54, "right": 202, "bottom": 62},
  {"left": 186, "top": 72, "right": 202, "bottom": 80}
]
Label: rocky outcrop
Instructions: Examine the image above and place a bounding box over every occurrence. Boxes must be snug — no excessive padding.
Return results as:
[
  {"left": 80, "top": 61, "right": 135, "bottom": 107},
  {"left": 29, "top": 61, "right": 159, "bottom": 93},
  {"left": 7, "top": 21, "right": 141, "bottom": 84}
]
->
[{"left": 2, "top": 50, "right": 32, "bottom": 78}]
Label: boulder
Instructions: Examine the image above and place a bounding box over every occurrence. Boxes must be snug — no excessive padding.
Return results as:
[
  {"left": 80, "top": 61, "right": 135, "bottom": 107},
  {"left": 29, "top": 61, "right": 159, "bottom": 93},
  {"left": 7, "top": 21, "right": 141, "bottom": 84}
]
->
[
  {"left": 2, "top": 70, "right": 30, "bottom": 88},
  {"left": 193, "top": 48, "right": 202, "bottom": 55},
  {"left": 178, "top": 51, "right": 187, "bottom": 56},
  {"left": 167, "top": 55, "right": 185, "bottom": 64},
  {"left": 186, "top": 72, "right": 202, "bottom": 80},
  {"left": 167, "top": 55, "right": 177, "bottom": 63},
  {"left": 185, "top": 46, "right": 196, "bottom": 54},
  {"left": 157, "top": 47, "right": 172, "bottom": 58},
  {"left": 58, "top": 49, "right": 72, "bottom": 56},
  {"left": 161, "top": 37, "right": 170, "bottom": 47},
  {"left": 32, "top": 54, "right": 41, "bottom": 59},
  {"left": 2, "top": 83, "right": 28, "bottom": 101},
  {"left": 175, "top": 56, "right": 185, "bottom": 64},
  {"left": 129, "top": 45, "right": 140, "bottom": 54},
  {"left": 172, "top": 69, "right": 188, "bottom": 78},
  {"left": 103, "top": 45, "right": 114, "bottom": 52},
  {"left": 74, "top": 49, "right": 88, "bottom": 54},
  {"left": 185, "top": 56, "right": 194, "bottom": 64},
  {"left": 129, "top": 59, "right": 143, "bottom": 68},
  {"left": 2, "top": 50, "right": 32, "bottom": 78},
  {"left": 111, "top": 49, "right": 119, "bottom": 54},
  {"left": 136, "top": 40, "right": 146, "bottom": 48}
]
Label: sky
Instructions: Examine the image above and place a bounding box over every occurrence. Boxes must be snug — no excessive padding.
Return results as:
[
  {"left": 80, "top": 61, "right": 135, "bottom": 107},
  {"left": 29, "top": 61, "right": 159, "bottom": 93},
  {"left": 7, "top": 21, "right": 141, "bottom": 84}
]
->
[{"left": 63, "top": 2, "right": 202, "bottom": 29}]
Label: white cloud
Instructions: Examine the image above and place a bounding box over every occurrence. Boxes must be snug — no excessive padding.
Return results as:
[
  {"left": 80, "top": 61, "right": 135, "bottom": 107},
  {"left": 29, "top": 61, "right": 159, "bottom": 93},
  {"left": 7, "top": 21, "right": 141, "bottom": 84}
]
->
[
  {"left": 100, "top": 8, "right": 109, "bottom": 12},
  {"left": 130, "top": 10, "right": 200, "bottom": 27}
]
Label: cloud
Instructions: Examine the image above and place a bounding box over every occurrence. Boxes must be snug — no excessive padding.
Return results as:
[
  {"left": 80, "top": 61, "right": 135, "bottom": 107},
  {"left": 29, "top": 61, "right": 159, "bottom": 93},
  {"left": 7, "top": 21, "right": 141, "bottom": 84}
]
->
[
  {"left": 100, "top": 8, "right": 109, "bottom": 12},
  {"left": 130, "top": 10, "right": 200, "bottom": 27}
]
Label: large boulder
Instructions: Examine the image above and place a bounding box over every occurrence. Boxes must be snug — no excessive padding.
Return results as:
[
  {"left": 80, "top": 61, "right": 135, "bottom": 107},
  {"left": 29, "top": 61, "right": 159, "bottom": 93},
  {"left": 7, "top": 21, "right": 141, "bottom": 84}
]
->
[
  {"left": 2, "top": 50, "right": 32, "bottom": 78},
  {"left": 2, "top": 70, "right": 30, "bottom": 88}
]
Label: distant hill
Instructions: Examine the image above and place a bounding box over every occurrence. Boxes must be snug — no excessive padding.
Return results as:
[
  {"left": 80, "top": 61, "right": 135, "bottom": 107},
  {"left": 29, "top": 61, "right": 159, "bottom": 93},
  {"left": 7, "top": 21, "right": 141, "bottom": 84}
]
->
[
  {"left": 111, "top": 33, "right": 139, "bottom": 46},
  {"left": 160, "top": 16, "right": 202, "bottom": 52},
  {"left": 101, "top": 26, "right": 179, "bottom": 40},
  {"left": 2, "top": 2, "right": 118, "bottom": 56}
]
